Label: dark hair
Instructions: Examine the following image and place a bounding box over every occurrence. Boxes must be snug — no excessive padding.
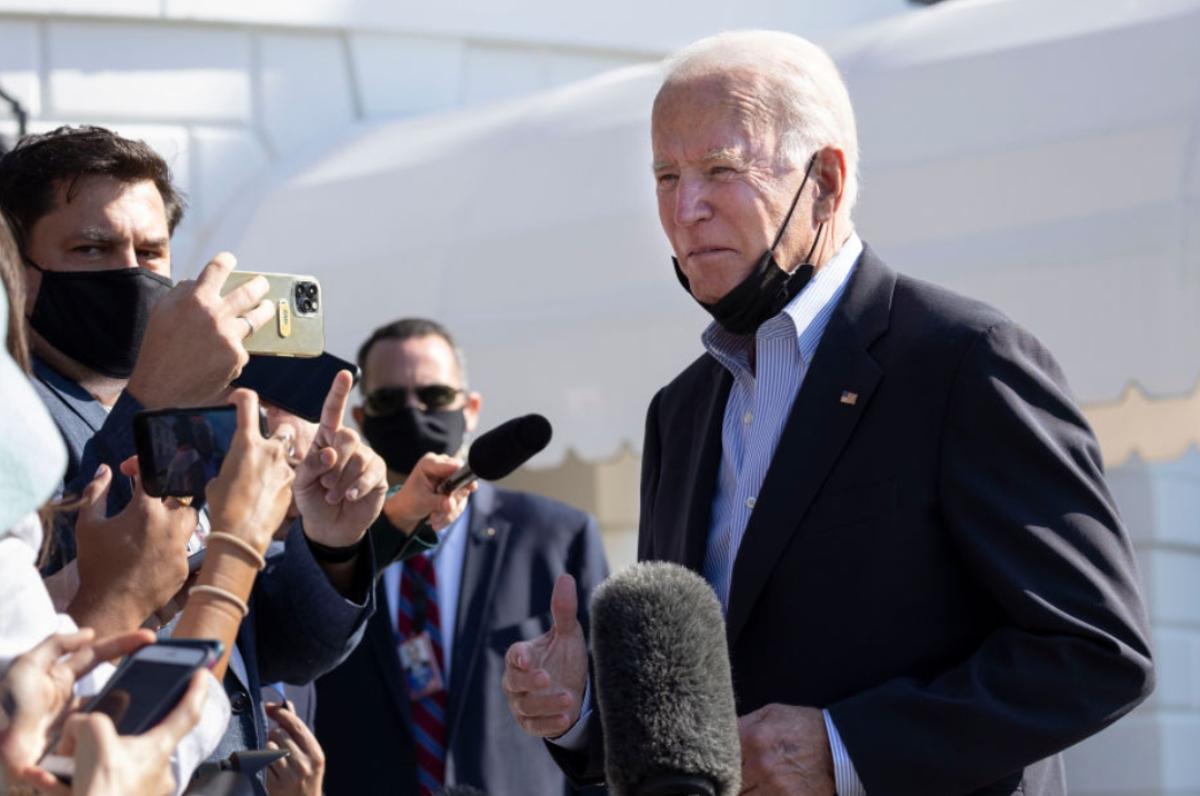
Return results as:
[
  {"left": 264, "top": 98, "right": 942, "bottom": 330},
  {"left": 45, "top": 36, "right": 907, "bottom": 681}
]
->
[
  {"left": 357, "top": 318, "right": 466, "bottom": 388},
  {"left": 0, "top": 211, "right": 30, "bottom": 373},
  {"left": 0, "top": 125, "right": 186, "bottom": 251}
]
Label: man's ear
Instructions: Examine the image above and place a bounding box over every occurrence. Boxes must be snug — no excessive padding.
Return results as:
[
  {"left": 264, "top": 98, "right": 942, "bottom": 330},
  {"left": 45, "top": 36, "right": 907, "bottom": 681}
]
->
[
  {"left": 464, "top": 391, "right": 483, "bottom": 434},
  {"left": 812, "top": 146, "right": 847, "bottom": 223},
  {"left": 351, "top": 405, "right": 365, "bottom": 429}
]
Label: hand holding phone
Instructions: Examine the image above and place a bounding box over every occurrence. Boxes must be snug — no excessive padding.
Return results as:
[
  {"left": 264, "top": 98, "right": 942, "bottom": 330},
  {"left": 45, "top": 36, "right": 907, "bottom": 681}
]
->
[
  {"left": 134, "top": 404, "right": 261, "bottom": 498},
  {"left": 28, "top": 649, "right": 214, "bottom": 794},
  {"left": 70, "top": 464, "right": 196, "bottom": 638},
  {"left": 203, "top": 389, "right": 298, "bottom": 555},
  {"left": 220, "top": 271, "right": 324, "bottom": 358},
  {"left": 0, "top": 629, "right": 154, "bottom": 782},
  {"left": 127, "top": 253, "right": 276, "bottom": 410}
]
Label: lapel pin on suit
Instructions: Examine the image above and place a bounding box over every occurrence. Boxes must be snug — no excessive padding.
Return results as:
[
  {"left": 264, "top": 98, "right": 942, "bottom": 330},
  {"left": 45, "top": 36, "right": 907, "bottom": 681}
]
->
[{"left": 840, "top": 390, "right": 859, "bottom": 406}]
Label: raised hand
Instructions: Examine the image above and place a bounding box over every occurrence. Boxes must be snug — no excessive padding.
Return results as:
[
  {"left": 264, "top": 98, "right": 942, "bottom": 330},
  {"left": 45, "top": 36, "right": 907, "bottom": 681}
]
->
[
  {"left": 204, "top": 388, "right": 297, "bottom": 555},
  {"left": 69, "top": 463, "right": 197, "bottom": 636},
  {"left": 127, "top": 252, "right": 274, "bottom": 409},
  {"left": 0, "top": 628, "right": 154, "bottom": 781},
  {"left": 502, "top": 574, "right": 588, "bottom": 738},
  {"left": 293, "top": 370, "right": 388, "bottom": 547}
]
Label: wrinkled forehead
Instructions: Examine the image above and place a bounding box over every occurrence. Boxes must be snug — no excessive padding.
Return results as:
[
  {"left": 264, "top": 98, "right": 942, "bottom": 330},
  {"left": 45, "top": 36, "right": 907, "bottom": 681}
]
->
[{"left": 651, "top": 71, "right": 778, "bottom": 159}]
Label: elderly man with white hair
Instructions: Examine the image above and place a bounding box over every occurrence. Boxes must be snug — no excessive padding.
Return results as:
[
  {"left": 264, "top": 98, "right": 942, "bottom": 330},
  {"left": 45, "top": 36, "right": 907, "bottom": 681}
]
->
[{"left": 502, "top": 30, "right": 1153, "bottom": 796}]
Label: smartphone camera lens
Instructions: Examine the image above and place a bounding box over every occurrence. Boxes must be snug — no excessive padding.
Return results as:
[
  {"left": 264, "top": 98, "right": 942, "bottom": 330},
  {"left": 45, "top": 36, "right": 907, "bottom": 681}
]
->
[{"left": 294, "top": 282, "right": 319, "bottom": 315}]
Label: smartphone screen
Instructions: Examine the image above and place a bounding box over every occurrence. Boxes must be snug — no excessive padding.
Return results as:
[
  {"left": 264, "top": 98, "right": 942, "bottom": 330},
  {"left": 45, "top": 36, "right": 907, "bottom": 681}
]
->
[
  {"left": 134, "top": 405, "right": 248, "bottom": 497},
  {"left": 81, "top": 643, "right": 212, "bottom": 735},
  {"left": 233, "top": 352, "right": 359, "bottom": 424}
]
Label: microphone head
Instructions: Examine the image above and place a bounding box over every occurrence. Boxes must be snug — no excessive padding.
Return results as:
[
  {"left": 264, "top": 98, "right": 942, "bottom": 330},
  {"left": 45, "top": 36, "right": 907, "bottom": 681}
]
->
[
  {"left": 466, "top": 414, "right": 552, "bottom": 480},
  {"left": 591, "top": 562, "right": 740, "bottom": 796}
]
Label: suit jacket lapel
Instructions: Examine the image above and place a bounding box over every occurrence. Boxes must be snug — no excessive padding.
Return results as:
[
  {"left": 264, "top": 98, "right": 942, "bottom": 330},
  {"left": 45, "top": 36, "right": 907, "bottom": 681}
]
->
[
  {"left": 725, "top": 248, "right": 896, "bottom": 647},
  {"left": 445, "top": 484, "right": 510, "bottom": 751},
  {"left": 663, "top": 365, "right": 731, "bottom": 571}
]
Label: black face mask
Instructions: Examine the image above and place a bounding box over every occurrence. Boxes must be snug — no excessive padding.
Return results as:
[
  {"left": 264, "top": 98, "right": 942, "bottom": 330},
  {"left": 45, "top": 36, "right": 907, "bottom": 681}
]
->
[
  {"left": 674, "top": 154, "right": 825, "bottom": 336},
  {"left": 26, "top": 260, "right": 173, "bottom": 378},
  {"left": 361, "top": 407, "right": 467, "bottom": 476}
]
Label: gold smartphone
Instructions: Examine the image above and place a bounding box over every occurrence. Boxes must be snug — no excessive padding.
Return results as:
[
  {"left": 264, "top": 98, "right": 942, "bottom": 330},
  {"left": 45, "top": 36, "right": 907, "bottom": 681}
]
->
[{"left": 221, "top": 271, "right": 324, "bottom": 358}]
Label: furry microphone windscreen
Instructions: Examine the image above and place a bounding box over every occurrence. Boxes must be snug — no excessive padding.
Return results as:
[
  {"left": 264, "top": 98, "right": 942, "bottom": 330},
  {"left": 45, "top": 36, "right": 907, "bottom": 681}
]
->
[{"left": 590, "top": 562, "right": 741, "bottom": 796}]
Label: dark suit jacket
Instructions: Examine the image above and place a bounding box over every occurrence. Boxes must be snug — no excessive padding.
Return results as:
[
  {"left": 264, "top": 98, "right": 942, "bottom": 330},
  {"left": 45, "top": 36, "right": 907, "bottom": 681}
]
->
[
  {"left": 315, "top": 482, "right": 609, "bottom": 796},
  {"left": 554, "top": 245, "right": 1153, "bottom": 795},
  {"left": 31, "top": 357, "right": 375, "bottom": 794}
]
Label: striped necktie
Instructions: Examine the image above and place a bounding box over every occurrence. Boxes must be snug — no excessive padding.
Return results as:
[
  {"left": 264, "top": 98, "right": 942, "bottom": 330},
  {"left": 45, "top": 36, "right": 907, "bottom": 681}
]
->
[{"left": 397, "top": 554, "right": 448, "bottom": 794}]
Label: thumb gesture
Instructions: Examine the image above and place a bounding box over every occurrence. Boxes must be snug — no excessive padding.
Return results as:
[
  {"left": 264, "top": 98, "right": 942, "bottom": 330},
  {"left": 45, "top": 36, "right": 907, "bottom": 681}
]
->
[{"left": 502, "top": 574, "right": 589, "bottom": 738}]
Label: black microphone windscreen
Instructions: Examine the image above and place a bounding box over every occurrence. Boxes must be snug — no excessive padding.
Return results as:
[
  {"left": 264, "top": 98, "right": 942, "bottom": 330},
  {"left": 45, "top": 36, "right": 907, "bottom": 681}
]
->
[
  {"left": 466, "top": 414, "right": 552, "bottom": 480},
  {"left": 591, "top": 562, "right": 740, "bottom": 796}
]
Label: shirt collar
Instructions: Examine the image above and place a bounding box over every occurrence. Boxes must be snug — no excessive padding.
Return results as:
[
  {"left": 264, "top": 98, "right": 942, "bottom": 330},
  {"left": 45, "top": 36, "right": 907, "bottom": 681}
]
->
[{"left": 702, "top": 232, "right": 863, "bottom": 376}]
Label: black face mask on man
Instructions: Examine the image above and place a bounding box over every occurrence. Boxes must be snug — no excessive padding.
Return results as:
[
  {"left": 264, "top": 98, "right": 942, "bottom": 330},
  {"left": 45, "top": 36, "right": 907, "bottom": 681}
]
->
[
  {"left": 674, "top": 153, "right": 825, "bottom": 336},
  {"left": 361, "top": 406, "right": 467, "bottom": 476},
  {"left": 25, "top": 259, "right": 173, "bottom": 379}
]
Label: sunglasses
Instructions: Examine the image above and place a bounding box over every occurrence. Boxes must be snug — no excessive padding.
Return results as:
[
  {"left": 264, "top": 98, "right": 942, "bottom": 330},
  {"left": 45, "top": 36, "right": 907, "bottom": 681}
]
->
[{"left": 366, "top": 384, "right": 463, "bottom": 415}]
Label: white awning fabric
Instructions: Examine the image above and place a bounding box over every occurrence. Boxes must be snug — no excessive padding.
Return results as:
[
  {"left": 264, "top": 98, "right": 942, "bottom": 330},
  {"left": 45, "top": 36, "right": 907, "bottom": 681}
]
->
[{"left": 213, "top": 0, "right": 1200, "bottom": 466}]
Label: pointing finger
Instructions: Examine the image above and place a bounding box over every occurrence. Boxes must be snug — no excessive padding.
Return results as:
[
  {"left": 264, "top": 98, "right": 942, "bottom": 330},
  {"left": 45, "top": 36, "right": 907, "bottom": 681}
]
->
[{"left": 317, "top": 370, "right": 354, "bottom": 442}]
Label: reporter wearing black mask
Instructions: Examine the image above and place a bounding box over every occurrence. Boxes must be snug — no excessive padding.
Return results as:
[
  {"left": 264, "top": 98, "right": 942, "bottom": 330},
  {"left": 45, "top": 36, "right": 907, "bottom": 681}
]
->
[
  {"left": 314, "top": 318, "right": 609, "bottom": 796},
  {"left": 0, "top": 126, "right": 386, "bottom": 795}
]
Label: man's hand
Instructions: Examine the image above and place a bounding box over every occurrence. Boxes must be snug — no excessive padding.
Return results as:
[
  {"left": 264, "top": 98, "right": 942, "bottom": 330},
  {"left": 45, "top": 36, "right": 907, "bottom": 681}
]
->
[
  {"left": 381, "top": 453, "right": 475, "bottom": 534},
  {"left": 293, "top": 370, "right": 388, "bottom": 547},
  {"left": 127, "top": 252, "right": 274, "bottom": 409},
  {"left": 69, "top": 462, "right": 197, "bottom": 636},
  {"left": 265, "top": 700, "right": 326, "bottom": 796},
  {"left": 0, "top": 628, "right": 154, "bottom": 781},
  {"left": 738, "top": 704, "right": 835, "bottom": 796},
  {"left": 502, "top": 574, "right": 588, "bottom": 738}
]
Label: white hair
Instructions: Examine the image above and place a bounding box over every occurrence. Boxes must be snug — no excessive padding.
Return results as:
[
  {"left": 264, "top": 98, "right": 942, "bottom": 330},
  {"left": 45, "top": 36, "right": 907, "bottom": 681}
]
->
[{"left": 660, "top": 30, "right": 860, "bottom": 213}]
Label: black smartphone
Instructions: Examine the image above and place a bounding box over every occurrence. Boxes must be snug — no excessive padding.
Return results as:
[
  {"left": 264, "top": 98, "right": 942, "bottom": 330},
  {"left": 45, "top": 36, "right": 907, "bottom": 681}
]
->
[
  {"left": 40, "top": 640, "right": 222, "bottom": 782},
  {"left": 233, "top": 351, "right": 359, "bottom": 424},
  {"left": 133, "top": 405, "right": 267, "bottom": 498}
]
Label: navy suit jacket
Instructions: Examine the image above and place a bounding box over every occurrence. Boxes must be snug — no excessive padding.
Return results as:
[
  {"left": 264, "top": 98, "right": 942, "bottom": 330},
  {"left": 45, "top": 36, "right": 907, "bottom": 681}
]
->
[
  {"left": 32, "top": 357, "right": 375, "bottom": 794},
  {"left": 552, "top": 245, "right": 1153, "bottom": 795},
  {"left": 315, "top": 482, "right": 609, "bottom": 796}
]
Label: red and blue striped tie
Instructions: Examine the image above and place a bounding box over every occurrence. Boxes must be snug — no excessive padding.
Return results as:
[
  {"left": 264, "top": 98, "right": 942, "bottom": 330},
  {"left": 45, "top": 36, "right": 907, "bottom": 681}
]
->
[{"left": 397, "top": 554, "right": 448, "bottom": 795}]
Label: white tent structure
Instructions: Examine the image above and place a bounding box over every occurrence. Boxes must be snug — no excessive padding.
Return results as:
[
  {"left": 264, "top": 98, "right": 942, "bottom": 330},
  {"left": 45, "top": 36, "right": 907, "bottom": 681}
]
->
[{"left": 213, "top": 0, "right": 1200, "bottom": 469}]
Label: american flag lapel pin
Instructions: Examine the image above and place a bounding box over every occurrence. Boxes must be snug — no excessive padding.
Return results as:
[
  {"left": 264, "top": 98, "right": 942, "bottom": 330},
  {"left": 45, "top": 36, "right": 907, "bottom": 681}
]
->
[{"left": 840, "top": 390, "right": 858, "bottom": 406}]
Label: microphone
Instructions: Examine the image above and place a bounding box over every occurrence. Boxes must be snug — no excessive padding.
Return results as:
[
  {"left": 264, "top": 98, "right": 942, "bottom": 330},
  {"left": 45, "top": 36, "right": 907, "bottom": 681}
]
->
[
  {"left": 437, "top": 414, "right": 552, "bottom": 494},
  {"left": 591, "top": 562, "right": 741, "bottom": 796}
]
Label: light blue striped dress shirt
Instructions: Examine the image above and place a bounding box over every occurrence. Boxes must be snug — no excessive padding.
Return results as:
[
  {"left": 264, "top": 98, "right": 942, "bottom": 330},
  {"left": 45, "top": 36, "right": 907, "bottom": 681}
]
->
[{"left": 701, "top": 233, "right": 866, "bottom": 796}]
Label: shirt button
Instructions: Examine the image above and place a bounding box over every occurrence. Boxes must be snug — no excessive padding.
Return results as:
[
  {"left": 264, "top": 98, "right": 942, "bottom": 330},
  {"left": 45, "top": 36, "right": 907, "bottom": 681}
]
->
[
  {"left": 746, "top": 496, "right": 757, "bottom": 509},
  {"left": 230, "top": 691, "right": 251, "bottom": 714},
  {"left": 743, "top": 411, "right": 753, "bottom": 425}
]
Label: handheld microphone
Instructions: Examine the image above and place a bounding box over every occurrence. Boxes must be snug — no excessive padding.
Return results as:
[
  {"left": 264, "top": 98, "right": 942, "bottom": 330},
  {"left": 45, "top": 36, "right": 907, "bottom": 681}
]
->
[
  {"left": 591, "top": 562, "right": 741, "bottom": 796},
  {"left": 437, "top": 413, "right": 552, "bottom": 494}
]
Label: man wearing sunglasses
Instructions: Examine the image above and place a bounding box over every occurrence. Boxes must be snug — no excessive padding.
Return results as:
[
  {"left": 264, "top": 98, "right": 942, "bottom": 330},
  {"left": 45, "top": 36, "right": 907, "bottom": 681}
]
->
[{"left": 313, "top": 317, "right": 609, "bottom": 796}]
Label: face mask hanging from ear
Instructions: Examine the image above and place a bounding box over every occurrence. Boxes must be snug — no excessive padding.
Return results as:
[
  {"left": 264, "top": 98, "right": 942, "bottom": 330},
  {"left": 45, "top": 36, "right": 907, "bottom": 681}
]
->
[{"left": 674, "top": 153, "right": 826, "bottom": 336}]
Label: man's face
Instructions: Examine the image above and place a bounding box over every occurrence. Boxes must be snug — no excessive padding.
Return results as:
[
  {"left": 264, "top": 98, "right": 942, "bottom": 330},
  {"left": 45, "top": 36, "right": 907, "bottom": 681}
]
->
[
  {"left": 22, "top": 175, "right": 171, "bottom": 311},
  {"left": 652, "top": 73, "right": 812, "bottom": 305},
  {"left": 353, "top": 334, "right": 481, "bottom": 434}
]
